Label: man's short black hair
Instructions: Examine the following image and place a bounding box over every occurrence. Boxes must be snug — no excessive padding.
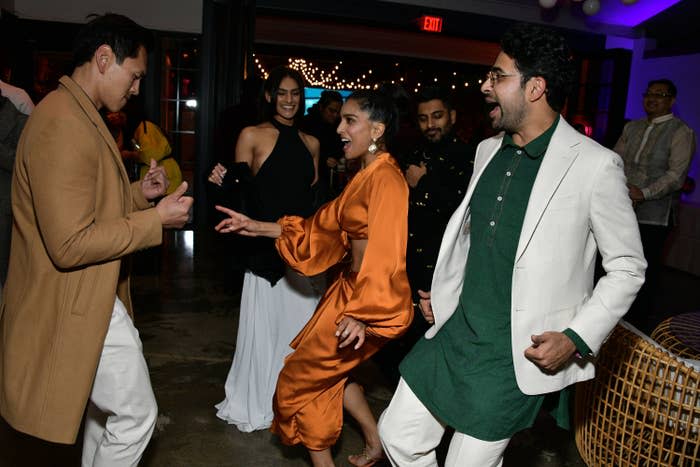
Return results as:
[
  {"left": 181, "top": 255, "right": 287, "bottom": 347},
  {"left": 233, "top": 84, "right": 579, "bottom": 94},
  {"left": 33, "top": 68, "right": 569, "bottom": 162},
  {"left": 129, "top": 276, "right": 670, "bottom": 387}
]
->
[
  {"left": 415, "top": 86, "right": 454, "bottom": 113},
  {"left": 319, "top": 90, "right": 342, "bottom": 108},
  {"left": 500, "top": 23, "right": 575, "bottom": 113},
  {"left": 647, "top": 78, "right": 677, "bottom": 97},
  {"left": 72, "top": 13, "right": 153, "bottom": 69}
]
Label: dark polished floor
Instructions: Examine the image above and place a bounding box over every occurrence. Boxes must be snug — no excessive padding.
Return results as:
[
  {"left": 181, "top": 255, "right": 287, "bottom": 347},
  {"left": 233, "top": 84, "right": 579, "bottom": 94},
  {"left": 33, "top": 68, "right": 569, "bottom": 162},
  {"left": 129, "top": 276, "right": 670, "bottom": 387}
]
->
[{"left": 2, "top": 227, "right": 699, "bottom": 466}]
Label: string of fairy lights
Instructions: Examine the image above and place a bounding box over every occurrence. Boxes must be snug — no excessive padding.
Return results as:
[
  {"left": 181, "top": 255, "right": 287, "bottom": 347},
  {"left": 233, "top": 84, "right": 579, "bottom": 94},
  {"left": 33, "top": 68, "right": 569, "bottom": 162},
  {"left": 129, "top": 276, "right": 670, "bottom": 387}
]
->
[{"left": 253, "top": 54, "right": 486, "bottom": 92}]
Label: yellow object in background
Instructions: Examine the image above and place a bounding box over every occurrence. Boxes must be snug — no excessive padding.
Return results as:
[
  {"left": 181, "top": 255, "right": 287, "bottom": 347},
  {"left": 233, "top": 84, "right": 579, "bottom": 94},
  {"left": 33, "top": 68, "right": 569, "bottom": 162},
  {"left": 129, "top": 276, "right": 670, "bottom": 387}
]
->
[{"left": 133, "top": 121, "right": 182, "bottom": 195}]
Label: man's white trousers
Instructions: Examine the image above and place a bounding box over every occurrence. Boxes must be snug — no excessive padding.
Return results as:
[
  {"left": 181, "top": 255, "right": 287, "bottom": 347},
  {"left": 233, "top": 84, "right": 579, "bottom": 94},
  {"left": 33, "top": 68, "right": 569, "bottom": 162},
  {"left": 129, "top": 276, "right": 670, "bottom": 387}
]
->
[
  {"left": 81, "top": 298, "right": 157, "bottom": 467},
  {"left": 378, "top": 378, "right": 510, "bottom": 467}
]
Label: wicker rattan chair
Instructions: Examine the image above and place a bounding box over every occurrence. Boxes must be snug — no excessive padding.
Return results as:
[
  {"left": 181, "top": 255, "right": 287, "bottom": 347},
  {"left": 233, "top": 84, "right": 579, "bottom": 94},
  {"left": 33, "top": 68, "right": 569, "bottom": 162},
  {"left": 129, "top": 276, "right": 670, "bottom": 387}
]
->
[
  {"left": 651, "top": 313, "right": 700, "bottom": 360},
  {"left": 574, "top": 322, "right": 700, "bottom": 466}
]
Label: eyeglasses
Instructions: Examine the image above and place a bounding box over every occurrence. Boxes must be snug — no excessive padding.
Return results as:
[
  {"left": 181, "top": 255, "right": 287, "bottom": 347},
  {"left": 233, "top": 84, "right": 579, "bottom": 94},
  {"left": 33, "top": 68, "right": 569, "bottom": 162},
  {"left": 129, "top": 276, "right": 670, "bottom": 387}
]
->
[
  {"left": 642, "top": 92, "right": 673, "bottom": 99},
  {"left": 485, "top": 70, "right": 518, "bottom": 85}
]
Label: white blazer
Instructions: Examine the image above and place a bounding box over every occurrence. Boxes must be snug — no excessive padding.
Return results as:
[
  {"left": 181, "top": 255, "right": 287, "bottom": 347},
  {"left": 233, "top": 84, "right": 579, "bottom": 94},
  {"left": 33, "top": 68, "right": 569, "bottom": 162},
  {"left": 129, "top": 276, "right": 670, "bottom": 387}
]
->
[{"left": 427, "top": 118, "right": 646, "bottom": 395}]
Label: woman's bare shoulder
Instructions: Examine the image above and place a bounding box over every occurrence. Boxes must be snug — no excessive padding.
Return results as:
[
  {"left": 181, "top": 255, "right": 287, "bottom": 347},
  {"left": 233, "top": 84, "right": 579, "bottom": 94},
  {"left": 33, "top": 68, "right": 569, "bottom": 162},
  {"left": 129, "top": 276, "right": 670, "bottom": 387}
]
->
[
  {"left": 238, "top": 122, "right": 276, "bottom": 141},
  {"left": 243, "top": 121, "right": 276, "bottom": 133},
  {"left": 298, "top": 131, "right": 320, "bottom": 152}
]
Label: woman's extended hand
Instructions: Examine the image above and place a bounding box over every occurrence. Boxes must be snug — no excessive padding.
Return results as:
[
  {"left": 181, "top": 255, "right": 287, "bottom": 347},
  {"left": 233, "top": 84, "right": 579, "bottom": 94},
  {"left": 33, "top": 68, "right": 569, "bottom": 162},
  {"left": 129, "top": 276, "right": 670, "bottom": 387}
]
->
[
  {"left": 214, "top": 205, "right": 258, "bottom": 235},
  {"left": 336, "top": 316, "right": 367, "bottom": 350},
  {"left": 214, "top": 205, "right": 282, "bottom": 238}
]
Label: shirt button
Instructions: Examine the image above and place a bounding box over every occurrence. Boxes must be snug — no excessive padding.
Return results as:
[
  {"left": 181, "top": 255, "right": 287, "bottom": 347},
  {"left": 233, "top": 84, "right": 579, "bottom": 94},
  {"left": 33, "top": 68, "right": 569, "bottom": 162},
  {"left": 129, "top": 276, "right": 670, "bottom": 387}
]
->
[
  {"left": 516, "top": 150, "right": 522, "bottom": 155},
  {"left": 497, "top": 196, "right": 503, "bottom": 202},
  {"left": 506, "top": 171, "right": 512, "bottom": 177},
  {"left": 489, "top": 220, "right": 496, "bottom": 227}
]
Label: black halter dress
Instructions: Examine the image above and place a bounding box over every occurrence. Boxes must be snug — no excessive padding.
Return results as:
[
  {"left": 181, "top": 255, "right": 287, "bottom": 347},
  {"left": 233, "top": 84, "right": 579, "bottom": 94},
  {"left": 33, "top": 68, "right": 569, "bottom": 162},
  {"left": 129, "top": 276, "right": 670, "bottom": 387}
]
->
[{"left": 246, "top": 120, "right": 315, "bottom": 284}]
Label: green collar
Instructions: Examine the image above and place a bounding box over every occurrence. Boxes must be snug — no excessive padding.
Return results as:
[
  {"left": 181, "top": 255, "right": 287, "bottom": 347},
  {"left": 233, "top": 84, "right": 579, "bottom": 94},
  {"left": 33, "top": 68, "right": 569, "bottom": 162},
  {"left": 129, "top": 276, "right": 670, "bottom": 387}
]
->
[{"left": 501, "top": 115, "right": 560, "bottom": 159}]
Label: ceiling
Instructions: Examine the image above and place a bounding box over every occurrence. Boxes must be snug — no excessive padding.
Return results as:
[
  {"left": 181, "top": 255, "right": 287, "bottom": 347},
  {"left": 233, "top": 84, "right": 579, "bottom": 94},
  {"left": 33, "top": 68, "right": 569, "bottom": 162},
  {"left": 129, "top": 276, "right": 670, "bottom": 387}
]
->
[
  {"left": 641, "top": 0, "right": 700, "bottom": 55},
  {"left": 409, "top": 0, "right": 686, "bottom": 28},
  {"left": 257, "top": 0, "right": 700, "bottom": 56},
  {"left": 381, "top": 0, "right": 700, "bottom": 55}
]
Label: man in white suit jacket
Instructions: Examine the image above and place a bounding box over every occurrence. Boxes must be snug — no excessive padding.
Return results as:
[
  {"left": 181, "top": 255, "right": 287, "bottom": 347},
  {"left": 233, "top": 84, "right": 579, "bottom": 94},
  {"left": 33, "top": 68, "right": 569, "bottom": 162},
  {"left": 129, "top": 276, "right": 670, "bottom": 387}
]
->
[{"left": 378, "top": 24, "right": 646, "bottom": 467}]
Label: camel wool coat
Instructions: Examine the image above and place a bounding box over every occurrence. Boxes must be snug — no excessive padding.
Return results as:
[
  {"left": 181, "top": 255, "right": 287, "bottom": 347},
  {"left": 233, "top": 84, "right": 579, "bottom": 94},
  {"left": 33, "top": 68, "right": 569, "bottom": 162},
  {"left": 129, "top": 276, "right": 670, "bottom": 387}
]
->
[{"left": 0, "top": 76, "right": 163, "bottom": 444}]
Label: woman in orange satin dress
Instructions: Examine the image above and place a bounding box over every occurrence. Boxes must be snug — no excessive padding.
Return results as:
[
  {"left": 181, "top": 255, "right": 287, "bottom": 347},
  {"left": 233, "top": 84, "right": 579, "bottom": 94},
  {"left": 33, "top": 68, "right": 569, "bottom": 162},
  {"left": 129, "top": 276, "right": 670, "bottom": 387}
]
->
[{"left": 215, "top": 89, "right": 413, "bottom": 467}]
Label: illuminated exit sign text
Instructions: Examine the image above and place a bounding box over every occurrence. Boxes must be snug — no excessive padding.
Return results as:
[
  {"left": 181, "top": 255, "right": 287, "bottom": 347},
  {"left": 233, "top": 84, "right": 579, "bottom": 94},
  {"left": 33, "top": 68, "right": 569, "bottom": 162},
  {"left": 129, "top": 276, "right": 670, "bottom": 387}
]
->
[{"left": 419, "top": 15, "right": 443, "bottom": 33}]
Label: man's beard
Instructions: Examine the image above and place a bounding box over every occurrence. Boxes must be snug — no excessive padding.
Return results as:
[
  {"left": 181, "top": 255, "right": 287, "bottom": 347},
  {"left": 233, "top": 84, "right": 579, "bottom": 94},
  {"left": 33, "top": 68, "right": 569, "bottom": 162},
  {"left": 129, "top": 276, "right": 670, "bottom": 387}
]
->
[
  {"left": 424, "top": 125, "right": 453, "bottom": 144},
  {"left": 493, "top": 100, "right": 526, "bottom": 133}
]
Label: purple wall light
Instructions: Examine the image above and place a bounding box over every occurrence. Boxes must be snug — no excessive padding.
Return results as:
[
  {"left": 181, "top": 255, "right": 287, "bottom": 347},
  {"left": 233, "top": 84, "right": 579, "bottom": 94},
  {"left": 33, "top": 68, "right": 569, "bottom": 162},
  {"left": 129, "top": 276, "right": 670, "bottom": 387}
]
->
[{"left": 591, "top": 0, "right": 683, "bottom": 28}]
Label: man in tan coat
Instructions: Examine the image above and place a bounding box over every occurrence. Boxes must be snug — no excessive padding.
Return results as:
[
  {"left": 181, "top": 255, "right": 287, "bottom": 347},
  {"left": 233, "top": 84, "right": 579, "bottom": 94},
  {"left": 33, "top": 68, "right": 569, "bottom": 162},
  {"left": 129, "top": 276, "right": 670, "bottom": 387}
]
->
[{"left": 0, "top": 14, "right": 193, "bottom": 466}]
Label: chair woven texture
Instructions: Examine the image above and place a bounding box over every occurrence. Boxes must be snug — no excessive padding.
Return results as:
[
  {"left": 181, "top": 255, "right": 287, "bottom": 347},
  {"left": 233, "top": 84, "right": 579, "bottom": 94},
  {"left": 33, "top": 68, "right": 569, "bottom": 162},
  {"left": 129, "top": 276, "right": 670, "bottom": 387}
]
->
[
  {"left": 651, "top": 313, "right": 700, "bottom": 360},
  {"left": 574, "top": 324, "right": 700, "bottom": 466}
]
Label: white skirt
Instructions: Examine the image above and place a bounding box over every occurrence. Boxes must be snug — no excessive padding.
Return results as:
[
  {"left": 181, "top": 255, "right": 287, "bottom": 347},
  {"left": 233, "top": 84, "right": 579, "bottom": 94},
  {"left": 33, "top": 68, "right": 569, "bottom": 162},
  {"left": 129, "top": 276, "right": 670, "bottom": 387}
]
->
[{"left": 215, "top": 268, "right": 321, "bottom": 432}]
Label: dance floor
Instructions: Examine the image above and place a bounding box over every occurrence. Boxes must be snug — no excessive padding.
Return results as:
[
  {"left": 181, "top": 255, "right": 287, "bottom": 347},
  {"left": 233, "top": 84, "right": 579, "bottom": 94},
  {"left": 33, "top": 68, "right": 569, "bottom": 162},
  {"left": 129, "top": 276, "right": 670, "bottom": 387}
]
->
[{"left": 2, "top": 228, "right": 698, "bottom": 466}]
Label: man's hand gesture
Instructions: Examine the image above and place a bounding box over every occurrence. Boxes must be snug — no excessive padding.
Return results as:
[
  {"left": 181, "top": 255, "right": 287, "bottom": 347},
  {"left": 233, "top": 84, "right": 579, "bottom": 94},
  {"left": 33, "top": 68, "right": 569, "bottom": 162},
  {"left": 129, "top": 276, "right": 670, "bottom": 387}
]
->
[
  {"left": 155, "top": 181, "right": 193, "bottom": 228},
  {"left": 524, "top": 332, "right": 577, "bottom": 374},
  {"left": 406, "top": 162, "right": 427, "bottom": 188},
  {"left": 141, "top": 159, "right": 169, "bottom": 200}
]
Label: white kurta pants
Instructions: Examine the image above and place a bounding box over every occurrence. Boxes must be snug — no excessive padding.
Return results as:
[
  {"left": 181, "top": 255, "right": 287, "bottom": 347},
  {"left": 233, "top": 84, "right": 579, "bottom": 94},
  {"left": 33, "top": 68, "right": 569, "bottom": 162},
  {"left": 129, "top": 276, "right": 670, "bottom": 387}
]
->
[
  {"left": 81, "top": 298, "right": 157, "bottom": 467},
  {"left": 378, "top": 378, "right": 510, "bottom": 467}
]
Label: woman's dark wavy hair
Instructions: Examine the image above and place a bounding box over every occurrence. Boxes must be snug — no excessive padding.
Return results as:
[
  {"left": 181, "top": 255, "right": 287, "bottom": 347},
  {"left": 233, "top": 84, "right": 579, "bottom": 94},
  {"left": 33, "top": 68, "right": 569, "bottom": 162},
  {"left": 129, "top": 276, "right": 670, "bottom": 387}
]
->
[
  {"left": 501, "top": 23, "right": 575, "bottom": 113},
  {"left": 261, "top": 66, "right": 306, "bottom": 124},
  {"left": 72, "top": 13, "right": 153, "bottom": 69},
  {"left": 347, "top": 89, "right": 399, "bottom": 149}
]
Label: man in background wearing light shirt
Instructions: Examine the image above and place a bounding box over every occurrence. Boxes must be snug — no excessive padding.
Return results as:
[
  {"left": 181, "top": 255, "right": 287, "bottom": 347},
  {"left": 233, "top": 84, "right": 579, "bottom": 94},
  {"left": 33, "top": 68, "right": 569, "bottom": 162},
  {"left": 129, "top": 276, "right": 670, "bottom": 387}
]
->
[
  {"left": 614, "top": 78, "right": 696, "bottom": 332},
  {"left": 0, "top": 80, "right": 34, "bottom": 116}
]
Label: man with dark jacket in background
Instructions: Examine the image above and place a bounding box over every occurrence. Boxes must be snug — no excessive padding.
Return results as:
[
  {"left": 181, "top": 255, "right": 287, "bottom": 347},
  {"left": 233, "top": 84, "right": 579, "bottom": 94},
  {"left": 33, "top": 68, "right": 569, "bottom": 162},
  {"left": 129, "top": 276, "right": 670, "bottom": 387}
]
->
[
  {"left": 405, "top": 86, "right": 475, "bottom": 334},
  {"left": 0, "top": 95, "right": 27, "bottom": 293},
  {"left": 377, "top": 86, "right": 475, "bottom": 383}
]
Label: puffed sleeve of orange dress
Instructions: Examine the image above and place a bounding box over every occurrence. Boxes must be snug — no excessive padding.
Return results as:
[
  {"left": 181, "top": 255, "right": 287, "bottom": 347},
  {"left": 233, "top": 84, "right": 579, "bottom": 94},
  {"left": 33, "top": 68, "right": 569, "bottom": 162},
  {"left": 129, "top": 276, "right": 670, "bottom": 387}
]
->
[
  {"left": 274, "top": 195, "right": 349, "bottom": 276},
  {"left": 276, "top": 154, "right": 412, "bottom": 340}
]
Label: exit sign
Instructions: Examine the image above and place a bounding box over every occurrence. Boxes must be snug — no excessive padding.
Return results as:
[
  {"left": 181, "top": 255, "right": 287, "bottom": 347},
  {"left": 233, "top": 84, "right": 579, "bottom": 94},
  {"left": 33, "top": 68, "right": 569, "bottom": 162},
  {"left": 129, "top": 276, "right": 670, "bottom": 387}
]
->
[
  {"left": 419, "top": 15, "right": 443, "bottom": 33},
  {"left": 418, "top": 15, "right": 442, "bottom": 32}
]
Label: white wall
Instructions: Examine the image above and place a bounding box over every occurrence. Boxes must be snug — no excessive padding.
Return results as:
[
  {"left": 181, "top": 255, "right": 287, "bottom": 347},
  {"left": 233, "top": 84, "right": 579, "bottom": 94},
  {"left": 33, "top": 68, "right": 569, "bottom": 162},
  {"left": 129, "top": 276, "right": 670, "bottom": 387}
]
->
[{"left": 13, "top": 0, "right": 202, "bottom": 33}]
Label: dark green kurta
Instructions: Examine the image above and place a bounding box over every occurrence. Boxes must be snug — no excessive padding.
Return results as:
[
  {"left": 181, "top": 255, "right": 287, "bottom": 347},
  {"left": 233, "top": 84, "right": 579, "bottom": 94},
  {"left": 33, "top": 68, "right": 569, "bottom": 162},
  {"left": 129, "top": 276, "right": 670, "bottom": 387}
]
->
[{"left": 401, "top": 117, "right": 587, "bottom": 441}]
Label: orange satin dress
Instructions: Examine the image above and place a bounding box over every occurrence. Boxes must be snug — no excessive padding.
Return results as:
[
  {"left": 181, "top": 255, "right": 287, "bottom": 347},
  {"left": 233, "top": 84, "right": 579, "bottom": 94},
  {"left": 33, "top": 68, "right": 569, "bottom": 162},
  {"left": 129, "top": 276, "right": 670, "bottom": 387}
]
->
[{"left": 271, "top": 153, "right": 413, "bottom": 450}]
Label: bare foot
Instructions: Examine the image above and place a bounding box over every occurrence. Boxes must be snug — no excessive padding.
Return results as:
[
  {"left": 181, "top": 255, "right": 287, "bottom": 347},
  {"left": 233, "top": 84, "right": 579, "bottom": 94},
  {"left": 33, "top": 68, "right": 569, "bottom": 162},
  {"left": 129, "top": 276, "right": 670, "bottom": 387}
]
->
[{"left": 348, "top": 444, "right": 385, "bottom": 467}]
